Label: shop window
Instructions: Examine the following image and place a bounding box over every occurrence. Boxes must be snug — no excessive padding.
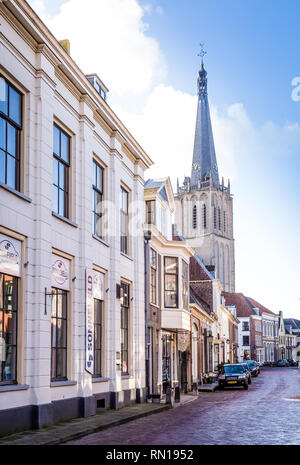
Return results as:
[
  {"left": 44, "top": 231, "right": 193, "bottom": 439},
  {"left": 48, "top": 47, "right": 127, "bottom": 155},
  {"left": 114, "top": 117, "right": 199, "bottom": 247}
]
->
[
  {"left": 0, "top": 273, "right": 18, "bottom": 384},
  {"left": 51, "top": 288, "right": 68, "bottom": 381},
  {"left": 93, "top": 299, "right": 103, "bottom": 377}
]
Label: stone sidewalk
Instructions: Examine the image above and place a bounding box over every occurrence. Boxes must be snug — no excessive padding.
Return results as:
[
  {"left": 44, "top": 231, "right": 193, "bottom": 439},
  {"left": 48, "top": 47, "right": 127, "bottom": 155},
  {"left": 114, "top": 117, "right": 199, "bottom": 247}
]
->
[{"left": 0, "top": 394, "right": 200, "bottom": 446}]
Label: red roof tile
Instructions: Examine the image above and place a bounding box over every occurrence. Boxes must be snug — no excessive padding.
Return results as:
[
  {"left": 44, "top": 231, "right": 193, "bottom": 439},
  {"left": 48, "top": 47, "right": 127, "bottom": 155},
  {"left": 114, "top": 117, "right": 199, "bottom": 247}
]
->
[
  {"left": 245, "top": 297, "right": 276, "bottom": 316},
  {"left": 190, "top": 282, "right": 213, "bottom": 313},
  {"left": 222, "top": 293, "right": 254, "bottom": 317}
]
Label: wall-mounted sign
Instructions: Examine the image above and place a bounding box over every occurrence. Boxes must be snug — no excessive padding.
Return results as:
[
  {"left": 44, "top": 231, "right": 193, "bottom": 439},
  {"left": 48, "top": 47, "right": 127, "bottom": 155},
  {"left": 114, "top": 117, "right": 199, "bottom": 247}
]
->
[
  {"left": 93, "top": 271, "right": 104, "bottom": 301},
  {"left": 86, "top": 268, "right": 94, "bottom": 374},
  {"left": 0, "top": 234, "right": 22, "bottom": 277},
  {"left": 178, "top": 331, "right": 190, "bottom": 352},
  {"left": 51, "top": 254, "right": 70, "bottom": 291}
]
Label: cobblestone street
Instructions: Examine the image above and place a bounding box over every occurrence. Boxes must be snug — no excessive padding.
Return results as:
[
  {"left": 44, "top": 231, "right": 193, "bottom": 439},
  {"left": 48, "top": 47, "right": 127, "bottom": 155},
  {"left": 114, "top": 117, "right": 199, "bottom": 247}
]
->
[{"left": 66, "top": 367, "right": 300, "bottom": 445}]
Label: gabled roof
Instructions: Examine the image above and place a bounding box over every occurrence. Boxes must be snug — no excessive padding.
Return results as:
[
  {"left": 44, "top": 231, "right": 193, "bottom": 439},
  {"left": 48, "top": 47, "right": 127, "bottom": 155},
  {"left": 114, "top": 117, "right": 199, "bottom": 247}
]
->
[
  {"left": 144, "top": 177, "right": 175, "bottom": 212},
  {"left": 192, "top": 254, "right": 214, "bottom": 280},
  {"left": 222, "top": 293, "right": 253, "bottom": 317},
  {"left": 285, "top": 325, "right": 293, "bottom": 335},
  {"left": 284, "top": 318, "right": 300, "bottom": 330},
  {"left": 223, "top": 293, "right": 277, "bottom": 318},
  {"left": 190, "top": 284, "right": 212, "bottom": 314},
  {"left": 246, "top": 297, "right": 276, "bottom": 316}
]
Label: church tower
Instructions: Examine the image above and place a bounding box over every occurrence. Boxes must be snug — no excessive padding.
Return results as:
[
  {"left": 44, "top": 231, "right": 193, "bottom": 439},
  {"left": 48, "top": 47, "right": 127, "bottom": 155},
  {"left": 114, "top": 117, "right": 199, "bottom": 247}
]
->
[{"left": 174, "top": 52, "right": 235, "bottom": 292}]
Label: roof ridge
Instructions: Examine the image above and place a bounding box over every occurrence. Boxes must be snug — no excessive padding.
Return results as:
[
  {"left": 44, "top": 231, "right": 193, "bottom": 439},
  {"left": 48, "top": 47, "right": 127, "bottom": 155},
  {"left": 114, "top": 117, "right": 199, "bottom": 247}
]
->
[
  {"left": 243, "top": 295, "right": 258, "bottom": 315},
  {"left": 192, "top": 254, "right": 214, "bottom": 280}
]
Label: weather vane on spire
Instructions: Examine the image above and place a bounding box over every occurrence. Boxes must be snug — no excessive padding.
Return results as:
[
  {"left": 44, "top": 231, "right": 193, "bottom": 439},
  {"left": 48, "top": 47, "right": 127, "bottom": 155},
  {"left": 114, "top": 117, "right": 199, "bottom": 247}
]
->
[{"left": 198, "top": 43, "right": 207, "bottom": 64}]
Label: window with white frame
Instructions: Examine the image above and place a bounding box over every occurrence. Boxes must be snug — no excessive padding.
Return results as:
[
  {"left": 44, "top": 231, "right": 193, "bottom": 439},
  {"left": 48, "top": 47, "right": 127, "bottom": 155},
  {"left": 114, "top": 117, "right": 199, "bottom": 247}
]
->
[
  {"left": 150, "top": 248, "right": 157, "bottom": 305},
  {"left": 120, "top": 186, "right": 129, "bottom": 255},
  {"left": 0, "top": 76, "right": 22, "bottom": 191}
]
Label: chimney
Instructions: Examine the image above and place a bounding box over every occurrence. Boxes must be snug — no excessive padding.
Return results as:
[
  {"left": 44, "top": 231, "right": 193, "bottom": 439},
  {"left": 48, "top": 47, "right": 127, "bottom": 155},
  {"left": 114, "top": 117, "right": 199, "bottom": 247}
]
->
[{"left": 59, "top": 39, "right": 71, "bottom": 55}]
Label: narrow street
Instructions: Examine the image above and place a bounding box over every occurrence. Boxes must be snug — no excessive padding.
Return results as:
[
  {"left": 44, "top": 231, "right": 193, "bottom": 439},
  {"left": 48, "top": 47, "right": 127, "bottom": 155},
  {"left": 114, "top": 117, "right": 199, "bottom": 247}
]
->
[{"left": 67, "top": 367, "right": 300, "bottom": 445}]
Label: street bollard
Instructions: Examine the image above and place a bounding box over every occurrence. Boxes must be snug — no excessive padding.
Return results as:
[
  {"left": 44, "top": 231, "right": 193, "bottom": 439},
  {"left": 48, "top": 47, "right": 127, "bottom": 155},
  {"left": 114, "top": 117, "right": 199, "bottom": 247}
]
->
[
  {"left": 174, "top": 386, "right": 180, "bottom": 403},
  {"left": 193, "top": 382, "right": 198, "bottom": 396},
  {"left": 166, "top": 387, "right": 174, "bottom": 406}
]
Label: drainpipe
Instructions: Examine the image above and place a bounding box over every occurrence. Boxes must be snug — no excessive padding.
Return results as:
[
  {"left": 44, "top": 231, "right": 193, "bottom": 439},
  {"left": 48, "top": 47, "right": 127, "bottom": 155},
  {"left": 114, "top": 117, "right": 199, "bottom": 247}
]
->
[{"left": 144, "top": 231, "right": 152, "bottom": 395}]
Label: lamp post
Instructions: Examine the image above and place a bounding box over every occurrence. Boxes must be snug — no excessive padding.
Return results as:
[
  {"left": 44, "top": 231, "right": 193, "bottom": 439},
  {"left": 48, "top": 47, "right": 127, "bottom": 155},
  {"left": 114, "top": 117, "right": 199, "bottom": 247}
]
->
[{"left": 207, "top": 333, "right": 213, "bottom": 372}]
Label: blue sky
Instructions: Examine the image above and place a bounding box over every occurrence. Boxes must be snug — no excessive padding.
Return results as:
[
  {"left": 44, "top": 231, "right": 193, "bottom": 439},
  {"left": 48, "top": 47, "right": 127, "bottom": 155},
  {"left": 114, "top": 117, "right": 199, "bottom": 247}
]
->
[{"left": 29, "top": 0, "right": 300, "bottom": 318}]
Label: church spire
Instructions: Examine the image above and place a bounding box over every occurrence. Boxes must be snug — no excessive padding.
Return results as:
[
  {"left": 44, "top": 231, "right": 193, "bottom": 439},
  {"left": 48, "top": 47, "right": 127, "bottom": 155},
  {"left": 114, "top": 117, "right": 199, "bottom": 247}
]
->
[{"left": 191, "top": 45, "right": 219, "bottom": 188}]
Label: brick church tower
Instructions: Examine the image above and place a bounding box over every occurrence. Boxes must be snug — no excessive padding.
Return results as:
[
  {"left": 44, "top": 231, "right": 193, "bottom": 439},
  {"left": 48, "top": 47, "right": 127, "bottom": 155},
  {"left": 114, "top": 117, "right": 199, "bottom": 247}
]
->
[{"left": 174, "top": 54, "right": 235, "bottom": 292}]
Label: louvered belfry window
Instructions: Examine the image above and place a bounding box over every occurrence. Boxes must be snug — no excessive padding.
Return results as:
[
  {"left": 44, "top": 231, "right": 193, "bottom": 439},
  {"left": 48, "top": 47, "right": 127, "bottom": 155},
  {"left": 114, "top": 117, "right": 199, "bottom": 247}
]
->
[
  {"left": 192, "top": 205, "right": 197, "bottom": 229},
  {"left": 202, "top": 204, "right": 207, "bottom": 229}
]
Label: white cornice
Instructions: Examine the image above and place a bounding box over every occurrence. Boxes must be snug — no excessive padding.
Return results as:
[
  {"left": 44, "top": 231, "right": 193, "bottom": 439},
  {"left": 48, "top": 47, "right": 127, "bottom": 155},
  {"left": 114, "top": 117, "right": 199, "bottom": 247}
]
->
[{"left": 4, "top": 0, "right": 154, "bottom": 169}]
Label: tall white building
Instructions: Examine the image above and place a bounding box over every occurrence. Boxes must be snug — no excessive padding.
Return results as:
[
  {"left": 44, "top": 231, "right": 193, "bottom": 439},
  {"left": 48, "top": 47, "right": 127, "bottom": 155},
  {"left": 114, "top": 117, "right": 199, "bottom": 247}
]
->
[
  {"left": 175, "top": 56, "right": 235, "bottom": 292},
  {"left": 0, "top": 0, "right": 152, "bottom": 435}
]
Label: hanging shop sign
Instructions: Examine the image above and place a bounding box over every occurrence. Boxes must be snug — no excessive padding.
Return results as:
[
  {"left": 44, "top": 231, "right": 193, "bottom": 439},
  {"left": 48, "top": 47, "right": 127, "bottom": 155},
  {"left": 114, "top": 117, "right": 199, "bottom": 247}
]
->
[
  {"left": 93, "top": 270, "right": 104, "bottom": 301},
  {"left": 0, "top": 234, "right": 22, "bottom": 277},
  {"left": 86, "top": 268, "right": 94, "bottom": 374},
  {"left": 51, "top": 254, "right": 70, "bottom": 291},
  {"left": 85, "top": 269, "right": 105, "bottom": 374},
  {"left": 178, "top": 331, "right": 190, "bottom": 352}
]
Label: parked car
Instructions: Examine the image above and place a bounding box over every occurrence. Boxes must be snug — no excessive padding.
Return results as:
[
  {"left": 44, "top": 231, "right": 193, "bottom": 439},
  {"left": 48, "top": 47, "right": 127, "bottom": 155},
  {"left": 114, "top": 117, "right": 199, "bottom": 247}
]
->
[
  {"left": 218, "top": 364, "right": 249, "bottom": 390},
  {"left": 277, "top": 359, "right": 289, "bottom": 367},
  {"left": 246, "top": 360, "right": 259, "bottom": 377},
  {"left": 287, "top": 359, "right": 297, "bottom": 366},
  {"left": 240, "top": 362, "right": 252, "bottom": 384}
]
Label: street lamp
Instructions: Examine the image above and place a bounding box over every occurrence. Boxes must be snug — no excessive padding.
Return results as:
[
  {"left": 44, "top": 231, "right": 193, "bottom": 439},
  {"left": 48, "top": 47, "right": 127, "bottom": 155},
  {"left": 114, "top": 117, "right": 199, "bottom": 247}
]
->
[{"left": 207, "top": 333, "right": 213, "bottom": 344}]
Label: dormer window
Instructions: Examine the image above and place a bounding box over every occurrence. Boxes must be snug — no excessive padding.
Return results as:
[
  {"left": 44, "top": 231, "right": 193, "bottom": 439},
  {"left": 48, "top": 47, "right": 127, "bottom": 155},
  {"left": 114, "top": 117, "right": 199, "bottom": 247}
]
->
[
  {"left": 146, "top": 200, "right": 156, "bottom": 225},
  {"left": 86, "top": 74, "right": 109, "bottom": 101}
]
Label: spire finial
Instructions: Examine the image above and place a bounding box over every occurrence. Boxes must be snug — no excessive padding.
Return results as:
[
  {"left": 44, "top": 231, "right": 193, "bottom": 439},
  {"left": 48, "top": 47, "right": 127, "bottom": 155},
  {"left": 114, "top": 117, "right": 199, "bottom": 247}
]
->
[{"left": 198, "top": 43, "right": 207, "bottom": 66}]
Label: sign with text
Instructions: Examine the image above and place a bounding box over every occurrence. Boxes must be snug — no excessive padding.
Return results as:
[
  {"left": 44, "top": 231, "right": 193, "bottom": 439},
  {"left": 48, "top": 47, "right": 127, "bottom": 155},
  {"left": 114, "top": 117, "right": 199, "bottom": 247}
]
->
[
  {"left": 86, "top": 269, "right": 94, "bottom": 374},
  {"left": 51, "top": 254, "right": 70, "bottom": 291},
  {"left": 93, "top": 270, "right": 104, "bottom": 301},
  {"left": 0, "top": 234, "right": 22, "bottom": 277}
]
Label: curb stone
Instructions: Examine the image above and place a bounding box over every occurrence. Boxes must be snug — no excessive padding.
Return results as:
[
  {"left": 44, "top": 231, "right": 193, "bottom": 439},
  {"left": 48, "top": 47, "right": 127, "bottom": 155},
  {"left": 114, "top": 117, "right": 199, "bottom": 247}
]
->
[{"left": 0, "top": 404, "right": 172, "bottom": 446}]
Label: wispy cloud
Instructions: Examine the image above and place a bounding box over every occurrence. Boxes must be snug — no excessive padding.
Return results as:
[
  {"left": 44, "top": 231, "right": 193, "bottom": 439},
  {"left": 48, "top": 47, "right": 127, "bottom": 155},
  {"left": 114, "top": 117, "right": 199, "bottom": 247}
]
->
[{"left": 28, "top": 0, "right": 166, "bottom": 96}]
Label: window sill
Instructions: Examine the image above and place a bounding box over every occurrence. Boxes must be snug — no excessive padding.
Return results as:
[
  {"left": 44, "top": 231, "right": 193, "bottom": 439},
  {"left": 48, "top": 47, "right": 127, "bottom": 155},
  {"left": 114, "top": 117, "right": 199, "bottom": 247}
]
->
[
  {"left": 120, "top": 252, "right": 133, "bottom": 261},
  {"left": 50, "top": 380, "right": 77, "bottom": 387},
  {"left": 0, "top": 182, "right": 32, "bottom": 203},
  {"left": 52, "top": 212, "right": 78, "bottom": 228},
  {"left": 121, "top": 375, "right": 133, "bottom": 379},
  {"left": 0, "top": 384, "right": 29, "bottom": 393},
  {"left": 92, "top": 377, "right": 111, "bottom": 383},
  {"left": 92, "top": 235, "right": 110, "bottom": 247}
]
